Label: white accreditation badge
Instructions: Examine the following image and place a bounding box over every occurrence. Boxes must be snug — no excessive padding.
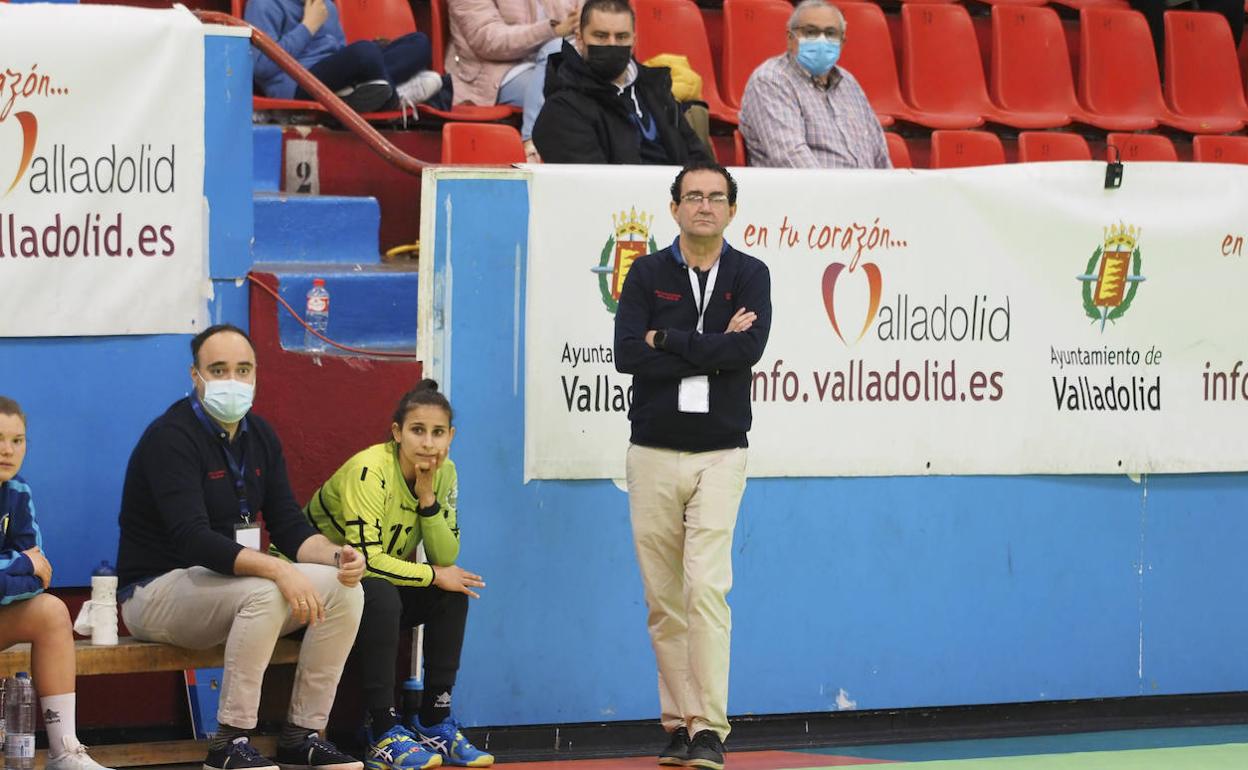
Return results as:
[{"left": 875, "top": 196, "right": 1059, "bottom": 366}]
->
[
  {"left": 677, "top": 260, "right": 720, "bottom": 414},
  {"left": 678, "top": 375, "right": 710, "bottom": 413},
  {"left": 235, "top": 522, "right": 261, "bottom": 550}
]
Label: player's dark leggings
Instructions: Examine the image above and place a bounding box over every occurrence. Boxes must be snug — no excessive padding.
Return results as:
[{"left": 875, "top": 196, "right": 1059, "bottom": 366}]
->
[{"left": 354, "top": 577, "right": 468, "bottom": 712}]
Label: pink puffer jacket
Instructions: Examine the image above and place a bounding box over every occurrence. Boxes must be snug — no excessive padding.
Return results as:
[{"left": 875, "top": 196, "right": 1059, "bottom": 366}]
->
[{"left": 447, "top": 0, "right": 581, "bottom": 106}]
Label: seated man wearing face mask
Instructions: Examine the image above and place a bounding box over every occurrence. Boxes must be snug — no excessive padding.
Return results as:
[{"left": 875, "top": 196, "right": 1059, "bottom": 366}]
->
[
  {"left": 116, "top": 324, "right": 367, "bottom": 770},
  {"left": 738, "top": 0, "right": 890, "bottom": 169},
  {"left": 531, "top": 0, "right": 712, "bottom": 165}
]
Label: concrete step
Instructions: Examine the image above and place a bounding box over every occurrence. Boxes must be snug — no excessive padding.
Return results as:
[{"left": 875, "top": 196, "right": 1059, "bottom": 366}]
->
[
  {"left": 252, "top": 192, "right": 381, "bottom": 265},
  {"left": 254, "top": 264, "right": 418, "bottom": 354}
]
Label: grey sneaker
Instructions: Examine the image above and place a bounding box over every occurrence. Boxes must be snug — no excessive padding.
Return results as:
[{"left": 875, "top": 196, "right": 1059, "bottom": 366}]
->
[
  {"left": 657, "top": 727, "right": 690, "bottom": 766},
  {"left": 684, "top": 730, "right": 724, "bottom": 770}
]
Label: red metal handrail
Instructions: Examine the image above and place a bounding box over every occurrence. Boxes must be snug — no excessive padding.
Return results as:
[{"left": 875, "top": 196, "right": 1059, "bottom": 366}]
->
[{"left": 194, "top": 10, "right": 429, "bottom": 175}]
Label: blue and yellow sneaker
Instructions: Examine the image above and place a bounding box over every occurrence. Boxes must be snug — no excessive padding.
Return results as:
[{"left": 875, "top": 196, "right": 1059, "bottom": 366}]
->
[
  {"left": 410, "top": 717, "right": 494, "bottom": 767},
  {"left": 365, "top": 725, "right": 442, "bottom": 770}
]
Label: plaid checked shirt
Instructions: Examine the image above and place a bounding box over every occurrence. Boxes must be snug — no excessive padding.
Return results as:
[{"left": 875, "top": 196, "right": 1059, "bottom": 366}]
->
[{"left": 738, "top": 54, "right": 891, "bottom": 169}]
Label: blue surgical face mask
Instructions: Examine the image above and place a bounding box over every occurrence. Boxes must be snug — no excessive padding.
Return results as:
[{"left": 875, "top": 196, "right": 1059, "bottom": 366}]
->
[
  {"left": 198, "top": 375, "right": 254, "bottom": 424},
  {"left": 796, "top": 39, "right": 841, "bottom": 77}
]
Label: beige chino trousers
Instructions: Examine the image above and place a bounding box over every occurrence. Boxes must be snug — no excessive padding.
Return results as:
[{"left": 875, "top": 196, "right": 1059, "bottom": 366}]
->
[
  {"left": 627, "top": 443, "right": 747, "bottom": 741},
  {"left": 121, "top": 563, "right": 364, "bottom": 730}
]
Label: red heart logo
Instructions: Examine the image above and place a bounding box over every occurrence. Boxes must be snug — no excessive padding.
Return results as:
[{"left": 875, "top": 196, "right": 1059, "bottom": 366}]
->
[
  {"left": 822, "top": 261, "right": 883, "bottom": 344},
  {"left": 3, "top": 111, "right": 38, "bottom": 197}
]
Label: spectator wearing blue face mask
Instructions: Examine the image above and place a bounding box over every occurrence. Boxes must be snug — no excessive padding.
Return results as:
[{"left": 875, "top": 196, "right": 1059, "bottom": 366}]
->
[{"left": 738, "top": 0, "right": 890, "bottom": 169}]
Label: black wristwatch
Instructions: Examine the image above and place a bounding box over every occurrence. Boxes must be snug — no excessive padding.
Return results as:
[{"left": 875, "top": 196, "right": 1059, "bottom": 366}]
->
[{"left": 653, "top": 329, "right": 668, "bottom": 350}]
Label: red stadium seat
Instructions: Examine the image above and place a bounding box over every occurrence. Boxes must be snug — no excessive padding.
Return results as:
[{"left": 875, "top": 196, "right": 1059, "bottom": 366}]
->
[
  {"left": 1017, "top": 131, "right": 1092, "bottom": 161},
  {"left": 885, "top": 132, "right": 913, "bottom": 168},
  {"left": 634, "top": 0, "right": 738, "bottom": 124},
  {"left": 838, "top": 2, "right": 971, "bottom": 128},
  {"left": 1106, "top": 132, "right": 1178, "bottom": 161},
  {"left": 991, "top": 7, "right": 1078, "bottom": 119},
  {"left": 441, "top": 123, "right": 526, "bottom": 164},
  {"left": 1049, "top": 0, "right": 1129, "bottom": 9},
  {"left": 992, "top": 6, "right": 1144, "bottom": 131},
  {"left": 721, "top": 0, "right": 790, "bottom": 109},
  {"left": 337, "top": 0, "right": 417, "bottom": 41},
  {"left": 1163, "top": 11, "right": 1248, "bottom": 132},
  {"left": 1080, "top": 8, "right": 1235, "bottom": 133},
  {"left": 930, "top": 130, "right": 1006, "bottom": 167},
  {"left": 1077, "top": 8, "right": 1161, "bottom": 130},
  {"left": 1192, "top": 135, "right": 1248, "bottom": 163},
  {"left": 902, "top": 4, "right": 1069, "bottom": 128}
]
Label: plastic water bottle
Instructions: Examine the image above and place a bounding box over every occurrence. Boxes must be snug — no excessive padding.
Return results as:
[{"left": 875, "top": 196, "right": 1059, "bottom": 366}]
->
[
  {"left": 91, "top": 561, "right": 119, "bottom": 646},
  {"left": 304, "top": 278, "right": 330, "bottom": 353},
  {"left": 4, "top": 673, "right": 35, "bottom": 770},
  {"left": 401, "top": 677, "right": 423, "bottom": 724}
]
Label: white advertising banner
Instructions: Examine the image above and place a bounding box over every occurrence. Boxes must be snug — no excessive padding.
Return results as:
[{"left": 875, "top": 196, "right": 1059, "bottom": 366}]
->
[
  {"left": 525, "top": 163, "right": 1248, "bottom": 479},
  {"left": 0, "top": 5, "right": 206, "bottom": 336}
]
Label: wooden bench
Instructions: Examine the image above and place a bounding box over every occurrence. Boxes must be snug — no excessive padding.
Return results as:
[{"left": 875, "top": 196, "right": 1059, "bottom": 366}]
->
[{"left": 0, "top": 637, "right": 301, "bottom": 768}]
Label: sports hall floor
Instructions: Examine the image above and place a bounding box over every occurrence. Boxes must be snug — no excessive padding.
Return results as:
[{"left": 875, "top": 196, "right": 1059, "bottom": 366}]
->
[
  {"left": 143, "top": 723, "right": 1248, "bottom": 770},
  {"left": 502, "top": 724, "right": 1248, "bottom": 769}
]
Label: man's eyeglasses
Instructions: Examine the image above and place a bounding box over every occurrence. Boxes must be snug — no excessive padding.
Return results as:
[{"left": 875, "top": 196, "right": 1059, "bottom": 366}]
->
[
  {"left": 681, "top": 192, "right": 731, "bottom": 205},
  {"left": 791, "top": 25, "right": 844, "bottom": 42}
]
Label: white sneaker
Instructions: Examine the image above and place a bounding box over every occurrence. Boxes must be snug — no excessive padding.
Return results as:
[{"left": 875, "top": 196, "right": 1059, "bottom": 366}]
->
[
  {"left": 46, "top": 740, "right": 115, "bottom": 770},
  {"left": 396, "top": 71, "right": 444, "bottom": 107}
]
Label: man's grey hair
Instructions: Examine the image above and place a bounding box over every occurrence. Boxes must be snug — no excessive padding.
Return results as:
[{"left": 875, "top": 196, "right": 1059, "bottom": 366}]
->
[{"left": 788, "top": 0, "right": 847, "bottom": 33}]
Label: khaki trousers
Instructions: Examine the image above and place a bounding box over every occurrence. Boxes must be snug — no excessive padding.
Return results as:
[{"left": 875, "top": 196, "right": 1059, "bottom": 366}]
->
[
  {"left": 626, "top": 444, "right": 747, "bottom": 741},
  {"left": 122, "top": 564, "right": 364, "bottom": 730}
]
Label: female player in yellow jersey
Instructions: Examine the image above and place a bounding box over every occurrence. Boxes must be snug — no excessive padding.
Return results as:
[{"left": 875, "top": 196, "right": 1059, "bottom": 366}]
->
[{"left": 302, "top": 380, "right": 491, "bottom": 770}]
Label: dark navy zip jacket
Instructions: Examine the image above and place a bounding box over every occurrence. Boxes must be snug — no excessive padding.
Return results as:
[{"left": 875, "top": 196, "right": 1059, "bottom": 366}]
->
[
  {"left": 1, "top": 476, "right": 44, "bottom": 605},
  {"left": 614, "top": 241, "right": 772, "bottom": 452}
]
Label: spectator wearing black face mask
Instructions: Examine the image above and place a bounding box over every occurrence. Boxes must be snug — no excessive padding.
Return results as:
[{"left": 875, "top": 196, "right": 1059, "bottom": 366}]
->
[{"left": 531, "top": 0, "right": 713, "bottom": 165}]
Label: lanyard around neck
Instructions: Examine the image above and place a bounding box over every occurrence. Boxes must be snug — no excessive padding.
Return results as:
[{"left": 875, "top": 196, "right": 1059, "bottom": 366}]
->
[
  {"left": 687, "top": 260, "right": 720, "bottom": 333},
  {"left": 190, "top": 397, "right": 252, "bottom": 523}
]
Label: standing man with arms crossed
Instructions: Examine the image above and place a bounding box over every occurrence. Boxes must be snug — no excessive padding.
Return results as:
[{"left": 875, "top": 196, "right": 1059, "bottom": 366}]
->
[
  {"left": 116, "top": 324, "right": 367, "bottom": 770},
  {"left": 613, "top": 163, "right": 772, "bottom": 770}
]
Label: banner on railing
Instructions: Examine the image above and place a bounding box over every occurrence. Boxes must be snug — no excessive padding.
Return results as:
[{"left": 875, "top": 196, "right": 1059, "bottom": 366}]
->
[
  {"left": 525, "top": 163, "right": 1248, "bottom": 478},
  {"left": 0, "top": 5, "right": 206, "bottom": 336}
]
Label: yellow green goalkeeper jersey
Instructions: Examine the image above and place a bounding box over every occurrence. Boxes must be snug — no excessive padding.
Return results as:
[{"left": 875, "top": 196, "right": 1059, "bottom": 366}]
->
[{"left": 303, "top": 441, "right": 460, "bottom": 587}]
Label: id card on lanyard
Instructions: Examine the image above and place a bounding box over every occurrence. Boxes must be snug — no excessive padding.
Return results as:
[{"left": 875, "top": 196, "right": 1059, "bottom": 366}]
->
[
  {"left": 678, "top": 260, "right": 719, "bottom": 414},
  {"left": 190, "top": 398, "right": 259, "bottom": 549}
]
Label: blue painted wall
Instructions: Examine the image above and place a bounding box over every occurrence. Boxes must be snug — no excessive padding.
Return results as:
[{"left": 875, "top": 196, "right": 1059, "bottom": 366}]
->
[
  {"left": 433, "top": 175, "right": 1248, "bottom": 726},
  {"left": 0, "top": 32, "right": 253, "bottom": 586}
]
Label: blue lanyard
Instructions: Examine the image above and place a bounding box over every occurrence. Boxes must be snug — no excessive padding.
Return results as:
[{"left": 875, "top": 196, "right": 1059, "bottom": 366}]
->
[{"left": 190, "top": 397, "right": 252, "bottom": 523}]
